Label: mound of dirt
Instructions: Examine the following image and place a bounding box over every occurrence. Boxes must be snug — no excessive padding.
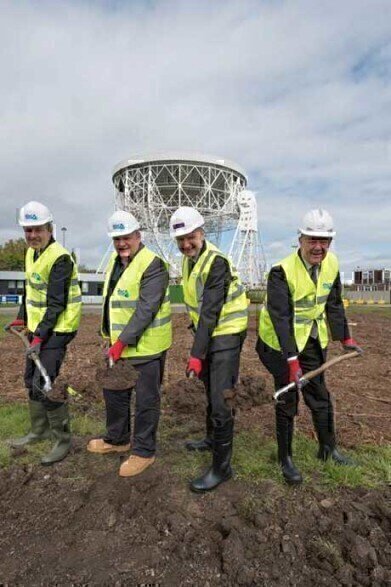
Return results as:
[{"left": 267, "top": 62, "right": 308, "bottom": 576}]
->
[
  {"left": 166, "top": 377, "right": 206, "bottom": 415},
  {"left": 0, "top": 454, "right": 389, "bottom": 585}
]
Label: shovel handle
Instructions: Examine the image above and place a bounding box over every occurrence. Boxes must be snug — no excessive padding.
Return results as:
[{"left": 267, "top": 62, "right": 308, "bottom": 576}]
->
[
  {"left": 273, "top": 350, "right": 360, "bottom": 402},
  {"left": 9, "top": 326, "right": 52, "bottom": 394}
]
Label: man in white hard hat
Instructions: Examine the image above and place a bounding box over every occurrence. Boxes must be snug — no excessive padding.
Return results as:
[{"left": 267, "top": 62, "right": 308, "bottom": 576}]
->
[
  {"left": 257, "top": 209, "right": 362, "bottom": 484},
  {"left": 6, "top": 201, "right": 82, "bottom": 465},
  {"left": 170, "top": 206, "right": 248, "bottom": 492},
  {"left": 87, "top": 210, "right": 172, "bottom": 478}
]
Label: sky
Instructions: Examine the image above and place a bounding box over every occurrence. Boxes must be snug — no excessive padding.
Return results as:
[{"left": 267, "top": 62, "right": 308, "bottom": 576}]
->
[{"left": 1, "top": 0, "right": 390, "bottom": 277}]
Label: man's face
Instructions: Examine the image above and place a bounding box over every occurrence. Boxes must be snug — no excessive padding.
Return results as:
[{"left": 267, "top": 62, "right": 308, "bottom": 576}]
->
[
  {"left": 23, "top": 224, "right": 52, "bottom": 250},
  {"left": 113, "top": 231, "right": 141, "bottom": 262},
  {"left": 176, "top": 229, "right": 204, "bottom": 258},
  {"left": 299, "top": 235, "right": 332, "bottom": 265}
]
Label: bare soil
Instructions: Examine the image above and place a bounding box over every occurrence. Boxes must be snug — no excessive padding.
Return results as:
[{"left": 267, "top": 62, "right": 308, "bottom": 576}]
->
[{"left": 0, "top": 311, "right": 390, "bottom": 585}]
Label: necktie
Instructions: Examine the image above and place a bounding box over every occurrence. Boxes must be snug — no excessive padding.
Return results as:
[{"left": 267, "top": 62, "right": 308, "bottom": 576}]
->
[
  {"left": 309, "top": 264, "right": 319, "bottom": 339},
  {"left": 310, "top": 264, "right": 318, "bottom": 285}
]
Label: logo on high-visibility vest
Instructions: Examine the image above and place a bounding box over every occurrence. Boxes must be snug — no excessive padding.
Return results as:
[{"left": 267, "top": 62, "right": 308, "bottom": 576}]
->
[
  {"left": 32, "top": 272, "right": 41, "bottom": 281},
  {"left": 117, "top": 288, "right": 129, "bottom": 298},
  {"left": 322, "top": 282, "right": 333, "bottom": 290}
]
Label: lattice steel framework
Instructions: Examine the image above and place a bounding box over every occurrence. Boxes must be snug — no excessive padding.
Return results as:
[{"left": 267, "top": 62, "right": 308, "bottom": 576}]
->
[
  {"left": 228, "top": 190, "right": 266, "bottom": 288},
  {"left": 112, "top": 154, "right": 247, "bottom": 275}
]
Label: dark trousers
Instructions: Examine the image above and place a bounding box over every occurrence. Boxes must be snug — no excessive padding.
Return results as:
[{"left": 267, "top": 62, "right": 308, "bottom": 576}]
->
[
  {"left": 24, "top": 333, "right": 75, "bottom": 410},
  {"left": 256, "top": 336, "right": 335, "bottom": 447},
  {"left": 103, "top": 355, "right": 165, "bottom": 457},
  {"left": 200, "top": 344, "right": 241, "bottom": 443}
]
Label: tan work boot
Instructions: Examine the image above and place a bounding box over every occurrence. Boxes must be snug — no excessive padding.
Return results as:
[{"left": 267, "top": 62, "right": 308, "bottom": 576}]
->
[
  {"left": 119, "top": 455, "right": 155, "bottom": 477},
  {"left": 87, "top": 438, "right": 130, "bottom": 454}
]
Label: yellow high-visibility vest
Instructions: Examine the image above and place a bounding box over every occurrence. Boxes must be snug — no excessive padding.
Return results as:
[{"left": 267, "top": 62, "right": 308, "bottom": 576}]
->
[
  {"left": 259, "top": 250, "right": 339, "bottom": 352},
  {"left": 102, "top": 247, "right": 172, "bottom": 358},
  {"left": 25, "top": 241, "right": 82, "bottom": 333},
  {"left": 182, "top": 240, "right": 248, "bottom": 337}
]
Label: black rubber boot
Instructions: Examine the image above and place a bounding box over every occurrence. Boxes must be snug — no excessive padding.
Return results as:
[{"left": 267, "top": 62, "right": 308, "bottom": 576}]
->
[
  {"left": 185, "top": 437, "right": 213, "bottom": 452},
  {"left": 313, "top": 411, "right": 353, "bottom": 466},
  {"left": 11, "top": 400, "right": 50, "bottom": 447},
  {"left": 190, "top": 439, "right": 233, "bottom": 492},
  {"left": 277, "top": 417, "right": 302, "bottom": 485},
  {"left": 41, "top": 404, "right": 72, "bottom": 465},
  {"left": 190, "top": 419, "right": 233, "bottom": 492},
  {"left": 317, "top": 445, "right": 354, "bottom": 465},
  {"left": 185, "top": 412, "right": 214, "bottom": 452}
]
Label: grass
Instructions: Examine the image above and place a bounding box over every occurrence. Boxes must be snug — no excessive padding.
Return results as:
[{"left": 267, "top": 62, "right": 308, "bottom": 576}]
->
[
  {"left": 162, "top": 425, "right": 391, "bottom": 490},
  {"left": 346, "top": 306, "right": 391, "bottom": 318},
  {"left": 1, "top": 401, "right": 390, "bottom": 490},
  {"left": 309, "top": 536, "right": 344, "bottom": 569},
  {"left": 0, "top": 313, "right": 10, "bottom": 338},
  {"left": 0, "top": 402, "right": 105, "bottom": 468}
]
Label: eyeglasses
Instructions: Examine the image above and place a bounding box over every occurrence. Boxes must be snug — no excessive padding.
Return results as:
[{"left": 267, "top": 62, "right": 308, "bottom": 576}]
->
[
  {"left": 24, "top": 227, "right": 46, "bottom": 234},
  {"left": 303, "top": 237, "right": 331, "bottom": 245}
]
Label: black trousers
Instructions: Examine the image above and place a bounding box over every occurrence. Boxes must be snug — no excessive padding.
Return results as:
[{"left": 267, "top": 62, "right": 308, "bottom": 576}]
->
[
  {"left": 24, "top": 333, "right": 76, "bottom": 410},
  {"left": 256, "top": 336, "right": 335, "bottom": 445},
  {"left": 200, "top": 344, "right": 241, "bottom": 443},
  {"left": 103, "top": 354, "right": 165, "bottom": 457}
]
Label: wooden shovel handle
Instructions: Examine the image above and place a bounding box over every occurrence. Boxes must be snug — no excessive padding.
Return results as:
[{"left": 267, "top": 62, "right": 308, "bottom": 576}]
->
[{"left": 302, "top": 350, "right": 360, "bottom": 382}]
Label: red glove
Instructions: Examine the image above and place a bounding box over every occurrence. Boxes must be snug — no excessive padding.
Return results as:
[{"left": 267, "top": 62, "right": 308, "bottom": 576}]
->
[
  {"left": 342, "top": 338, "right": 363, "bottom": 353},
  {"left": 107, "top": 340, "right": 126, "bottom": 363},
  {"left": 26, "top": 336, "right": 44, "bottom": 358},
  {"left": 4, "top": 319, "right": 25, "bottom": 332},
  {"left": 186, "top": 356, "right": 203, "bottom": 378},
  {"left": 287, "top": 356, "right": 303, "bottom": 387}
]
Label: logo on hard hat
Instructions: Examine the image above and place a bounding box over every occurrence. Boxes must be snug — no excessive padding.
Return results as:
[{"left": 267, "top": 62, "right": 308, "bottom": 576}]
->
[
  {"left": 117, "top": 288, "right": 130, "bottom": 298},
  {"left": 25, "top": 213, "right": 38, "bottom": 220},
  {"left": 113, "top": 223, "right": 125, "bottom": 230},
  {"left": 173, "top": 222, "right": 185, "bottom": 230}
]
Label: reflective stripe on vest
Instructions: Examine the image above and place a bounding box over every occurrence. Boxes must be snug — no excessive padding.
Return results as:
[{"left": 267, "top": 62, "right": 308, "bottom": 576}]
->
[
  {"left": 182, "top": 240, "right": 248, "bottom": 337},
  {"left": 258, "top": 251, "right": 339, "bottom": 352},
  {"left": 102, "top": 247, "right": 172, "bottom": 358},
  {"left": 25, "top": 241, "right": 82, "bottom": 333}
]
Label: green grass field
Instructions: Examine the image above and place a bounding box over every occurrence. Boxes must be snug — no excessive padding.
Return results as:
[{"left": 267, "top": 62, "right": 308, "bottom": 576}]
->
[
  {"left": 0, "top": 402, "right": 389, "bottom": 489},
  {"left": 347, "top": 305, "right": 391, "bottom": 318}
]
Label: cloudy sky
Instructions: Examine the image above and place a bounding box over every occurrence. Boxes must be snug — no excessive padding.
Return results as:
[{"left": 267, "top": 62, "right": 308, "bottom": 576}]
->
[{"left": 1, "top": 0, "right": 390, "bottom": 276}]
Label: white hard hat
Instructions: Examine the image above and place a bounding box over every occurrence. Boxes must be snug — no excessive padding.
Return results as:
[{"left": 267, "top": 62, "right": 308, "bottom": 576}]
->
[
  {"left": 299, "top": 209, "right": 336, "bottom": 238},
  {"left": 18, "top": 201, "right": 53, "bottom": 227},
  {"left": 169, "top": 206, "right": 205, "bottom": 238},
  {"left": 107, "top": 210, "right": 140, "bottom": 238}
]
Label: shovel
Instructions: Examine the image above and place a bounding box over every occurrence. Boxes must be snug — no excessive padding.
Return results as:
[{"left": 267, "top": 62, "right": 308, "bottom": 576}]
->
[
  {"left": 273, "top": 350, "right": 361, "bottom": 402},
  {"left": 9, "top": 326, "right": 52, "bottom": 394}
]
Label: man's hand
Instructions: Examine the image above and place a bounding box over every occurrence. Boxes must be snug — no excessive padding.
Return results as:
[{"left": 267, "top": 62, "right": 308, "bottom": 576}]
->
[
  {"left": 4, "top": 319, "right": 25, "bottom": 332},
  {"left": 26, "top": 336, "right": 44, "bottom": 358},
  {"left": 186, "top": 356, "right": 203, "bottom": 378},
  {"left": 341, "top": 338, "right": 363, "bottom": 354},
  {"left": 287, "top": 356, "right": 303, "bottom": 388},
  {"left": 107, "top": 340, "right": 126, "bottom": 363}
]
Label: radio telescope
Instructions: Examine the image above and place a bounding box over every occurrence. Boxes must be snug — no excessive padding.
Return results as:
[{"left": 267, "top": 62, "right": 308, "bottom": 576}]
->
[
  {"left": 111, "top": 153, "right": 247, "bottom": 275},
  {"left": 228, "top": 190, "right": 266, "bottom": 288}
]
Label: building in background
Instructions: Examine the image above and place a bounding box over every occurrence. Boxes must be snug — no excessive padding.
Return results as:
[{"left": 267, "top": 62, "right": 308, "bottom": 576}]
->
[
  {"left": 352, "top": 268, "right": 390, "bottom": 292},
  {"left": 0, "top": 271, "right": 104, "bottom": 304}
]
